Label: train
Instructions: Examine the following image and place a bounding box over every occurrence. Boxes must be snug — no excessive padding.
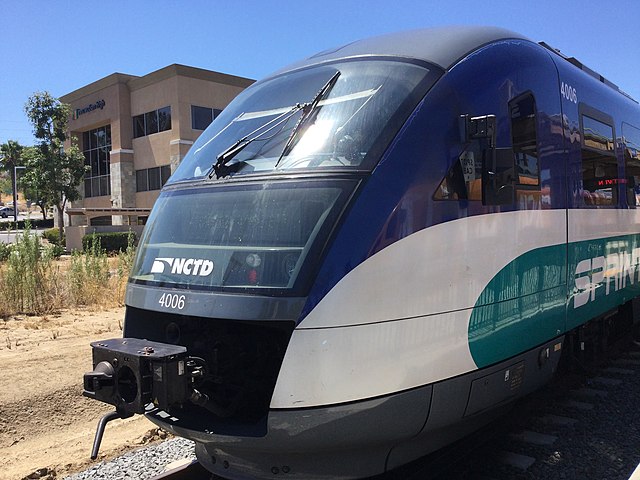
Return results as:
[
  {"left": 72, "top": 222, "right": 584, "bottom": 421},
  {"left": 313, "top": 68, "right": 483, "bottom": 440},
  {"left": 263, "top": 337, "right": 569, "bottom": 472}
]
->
[{"left": 83, "top": 26, "right": 640, "bottom": 479}]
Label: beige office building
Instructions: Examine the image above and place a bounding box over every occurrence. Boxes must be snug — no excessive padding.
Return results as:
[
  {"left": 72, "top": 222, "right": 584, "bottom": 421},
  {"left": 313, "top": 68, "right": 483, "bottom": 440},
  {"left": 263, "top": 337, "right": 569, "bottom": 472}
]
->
[{"left": 61, "top": 64, "right": 253, "bottom": 237}]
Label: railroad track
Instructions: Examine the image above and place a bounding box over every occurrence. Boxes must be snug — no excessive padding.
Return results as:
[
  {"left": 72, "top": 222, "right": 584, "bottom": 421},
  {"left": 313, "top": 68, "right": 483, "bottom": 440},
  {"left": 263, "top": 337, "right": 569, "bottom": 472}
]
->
[{"left": 429, "top": 342, "right": 640, "bottom": 479}]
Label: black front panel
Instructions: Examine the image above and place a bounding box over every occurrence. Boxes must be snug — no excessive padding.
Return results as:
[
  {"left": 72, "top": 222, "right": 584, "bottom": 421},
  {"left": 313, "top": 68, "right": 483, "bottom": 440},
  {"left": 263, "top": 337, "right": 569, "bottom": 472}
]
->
[{"left": 124, "top": 306, "right": 294, "bottom": 436}]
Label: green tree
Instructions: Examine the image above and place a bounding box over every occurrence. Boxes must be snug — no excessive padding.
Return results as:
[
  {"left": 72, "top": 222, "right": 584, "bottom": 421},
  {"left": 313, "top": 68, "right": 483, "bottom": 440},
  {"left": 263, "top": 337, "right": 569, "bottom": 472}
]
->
[
  {"left": 20, "top": 146, "right": 49, "bottom": 219},
  {"left": 0, "top": 174, "right": 11, "bottom": 197},
  {"left": 0, "top": 140, "right": 24, "bottom": 169},
  {"left": 0, "top": 139, "right": 25, "bottom": 212},
  {"left": 23, "top": 92, "right": 87, "bottom": 240}
]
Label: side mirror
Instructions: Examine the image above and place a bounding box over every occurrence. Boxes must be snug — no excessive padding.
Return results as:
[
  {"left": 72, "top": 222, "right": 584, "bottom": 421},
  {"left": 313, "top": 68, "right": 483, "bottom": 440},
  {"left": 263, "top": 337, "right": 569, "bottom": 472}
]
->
[
  {"left": 460, "top": 114, "right": 515, "bottom": 206},
  {"left": 460, "top": 114, "right": 497, "bottom": 147}
]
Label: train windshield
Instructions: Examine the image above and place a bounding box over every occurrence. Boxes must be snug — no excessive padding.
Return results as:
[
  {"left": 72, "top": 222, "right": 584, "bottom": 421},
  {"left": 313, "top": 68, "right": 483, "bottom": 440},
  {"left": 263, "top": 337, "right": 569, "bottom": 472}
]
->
[
  {"left": 168, "top": 60, "right": 430, "bottom": 182},
  {"left": 130, "top": 180, "right": 355, "bottom": 293}
]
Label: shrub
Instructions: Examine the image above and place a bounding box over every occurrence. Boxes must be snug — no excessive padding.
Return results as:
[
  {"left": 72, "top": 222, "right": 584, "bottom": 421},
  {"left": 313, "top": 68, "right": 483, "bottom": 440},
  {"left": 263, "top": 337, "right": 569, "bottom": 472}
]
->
[
  {"left": 3, "top": 218, "right": 54, "bottom": 230},
  {"left": 46, "top": 243, "right": 65, "bottom": 259},
  {"left": 0, "top": 229, "right": 138, "bottom": 317},
  {"left": 0, "top": 242, "right": 12, "bottom": 262},
  {"left": 115, "top": 233, "right": 137, "bottom": 304},
  {"left": 83, "top": 231, "right": 137, "bottom": 253},
  {"left": 2, "top": 225, "right": 52, "bottom": 314},
  {"left": 69, "top": 235, "right": 110, "bottom": 306},
  {"left": 0, "top": 243, "right": 12, "bottom": 262},
  {"left": 42, "top": 227, "right": 63, "bottom": 246}
]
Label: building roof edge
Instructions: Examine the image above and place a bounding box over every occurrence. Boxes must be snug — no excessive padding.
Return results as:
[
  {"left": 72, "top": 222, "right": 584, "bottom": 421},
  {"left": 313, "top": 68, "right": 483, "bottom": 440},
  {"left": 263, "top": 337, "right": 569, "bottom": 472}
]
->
[
  {"left": 127, "top": 64, "right": 254, "bottom": 91},
  {"left": 60, "top": 73, "right": 137, "bottom": 103}
]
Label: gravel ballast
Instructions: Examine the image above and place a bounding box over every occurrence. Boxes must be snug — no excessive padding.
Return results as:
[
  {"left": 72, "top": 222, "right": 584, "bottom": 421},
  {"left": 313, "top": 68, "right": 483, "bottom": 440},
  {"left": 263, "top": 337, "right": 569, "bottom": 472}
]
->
[{"left": 64, "top": 437, "right": 195, "bottom": 480}]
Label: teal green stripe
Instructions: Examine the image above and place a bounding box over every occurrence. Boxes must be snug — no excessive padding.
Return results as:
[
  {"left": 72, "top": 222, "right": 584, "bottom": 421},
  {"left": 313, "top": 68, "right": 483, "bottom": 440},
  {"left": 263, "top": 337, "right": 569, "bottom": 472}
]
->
[
  {"left": 468, "top": 244, "right": 566, "bottom": 368},
  {"left": 469, "top": 234, "right": 640, "bottom": 369},
  {"left": 566, "top": 234, "right": 640, "bottom": 330}
]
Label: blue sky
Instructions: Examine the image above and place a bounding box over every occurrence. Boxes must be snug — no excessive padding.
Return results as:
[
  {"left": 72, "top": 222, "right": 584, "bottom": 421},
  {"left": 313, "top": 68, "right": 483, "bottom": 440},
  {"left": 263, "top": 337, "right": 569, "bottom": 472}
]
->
[{"left": 1, "top": 0, "right": 638, "bottom": 146}]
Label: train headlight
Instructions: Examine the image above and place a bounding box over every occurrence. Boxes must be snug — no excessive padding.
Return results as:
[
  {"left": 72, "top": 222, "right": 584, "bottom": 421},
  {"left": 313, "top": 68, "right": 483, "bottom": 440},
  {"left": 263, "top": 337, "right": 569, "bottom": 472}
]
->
[{"left": 246, "top": 253, "right": 262, "bottom": 268}]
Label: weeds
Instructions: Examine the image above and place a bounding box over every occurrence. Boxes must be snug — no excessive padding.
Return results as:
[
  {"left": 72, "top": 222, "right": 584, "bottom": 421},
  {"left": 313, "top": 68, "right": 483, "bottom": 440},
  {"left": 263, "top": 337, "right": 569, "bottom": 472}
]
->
[
  {"left": 0, "top": 243, "right": 11, "bottom": 262},
  {"left": 3, "top": 224, "right": 52, "bottom": 314},
  {"left": 115, "top": 232, "right": 136, "bottom": 304},
  {"left": 0, "top": 229, "right": 137, "bottom": 318},
  {"left": 68, "top": 236, "right": 109, "bottom": 306}
]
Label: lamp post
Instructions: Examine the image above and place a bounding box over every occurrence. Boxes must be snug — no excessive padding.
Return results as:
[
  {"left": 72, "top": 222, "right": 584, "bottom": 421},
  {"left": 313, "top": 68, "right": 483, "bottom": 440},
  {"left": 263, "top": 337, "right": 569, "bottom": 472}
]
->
[{"left": 12, "top": 165, "right": 26, "bottom": 223}]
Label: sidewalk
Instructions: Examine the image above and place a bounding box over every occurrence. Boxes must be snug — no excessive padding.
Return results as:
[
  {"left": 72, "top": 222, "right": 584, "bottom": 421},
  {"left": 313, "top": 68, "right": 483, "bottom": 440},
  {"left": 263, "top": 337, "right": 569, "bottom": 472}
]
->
[{"left": 0, "top": 227, "right": 46, "bottom": 244}]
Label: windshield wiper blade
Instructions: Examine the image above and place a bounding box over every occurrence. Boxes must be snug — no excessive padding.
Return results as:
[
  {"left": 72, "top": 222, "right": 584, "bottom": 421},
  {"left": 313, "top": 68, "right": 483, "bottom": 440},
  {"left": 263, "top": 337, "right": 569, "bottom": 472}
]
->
[
  {"left": 275, "top": 71, "right": 341, "bottom": 168},
  {"left": 210, "top": 105, "right": 304, "bottom": 179}
]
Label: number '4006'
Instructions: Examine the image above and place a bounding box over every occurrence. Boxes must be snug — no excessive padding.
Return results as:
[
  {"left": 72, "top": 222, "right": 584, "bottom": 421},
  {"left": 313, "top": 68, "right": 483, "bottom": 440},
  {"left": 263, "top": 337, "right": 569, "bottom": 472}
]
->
[{"left": 158, "top": 293, "right": 186, "bottom": 310}]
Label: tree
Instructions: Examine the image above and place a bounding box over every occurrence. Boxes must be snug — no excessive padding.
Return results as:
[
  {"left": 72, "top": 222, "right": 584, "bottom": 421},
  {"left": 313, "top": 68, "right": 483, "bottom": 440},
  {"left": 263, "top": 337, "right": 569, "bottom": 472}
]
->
[
  {"left": 23, "top": 92, "right": 87, "bottom": 240},
  {"left": 0, "top": 142, "right": 49, "bottom": 219},
  {"left": 20, "top": 146, "right": 49, "bottom": 219},
  {"left": 0, "top": 140, "right": 24, "bottom": 170},
  {"left": 0, "top": 174, "right": 11, "bottom": 197},
  {"left": 0, "top": 140, "right": 25, "bottom": 214}
]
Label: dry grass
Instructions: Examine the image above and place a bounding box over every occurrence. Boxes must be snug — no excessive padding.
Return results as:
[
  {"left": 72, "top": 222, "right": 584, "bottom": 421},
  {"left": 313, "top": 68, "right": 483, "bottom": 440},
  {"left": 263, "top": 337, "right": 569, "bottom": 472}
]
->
[{"left": 0, "top": 229, "right": 135, "bottom": 318}]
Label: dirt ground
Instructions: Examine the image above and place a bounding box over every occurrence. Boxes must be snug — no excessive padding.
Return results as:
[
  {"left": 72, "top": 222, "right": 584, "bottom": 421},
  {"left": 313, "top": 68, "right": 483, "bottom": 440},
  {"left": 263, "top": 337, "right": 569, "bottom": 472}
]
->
[{"left": 0, "top": 307, "right": 169, "bottom": 480}]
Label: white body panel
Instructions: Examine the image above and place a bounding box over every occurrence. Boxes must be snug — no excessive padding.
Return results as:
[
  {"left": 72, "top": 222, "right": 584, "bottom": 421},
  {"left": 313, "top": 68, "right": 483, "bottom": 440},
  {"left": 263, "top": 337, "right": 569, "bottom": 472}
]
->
[
  {"left": 301, "top": 210, "right": 566, "bottom": 329},
  {"left": 271, "top": 210, "right": 566, "bottom": 408},
  {"left": 568, "top": 209, "right": 640, "bottom": 242},
  {"left": 271, "top": 310, "right": 474, "bottom": 408}
]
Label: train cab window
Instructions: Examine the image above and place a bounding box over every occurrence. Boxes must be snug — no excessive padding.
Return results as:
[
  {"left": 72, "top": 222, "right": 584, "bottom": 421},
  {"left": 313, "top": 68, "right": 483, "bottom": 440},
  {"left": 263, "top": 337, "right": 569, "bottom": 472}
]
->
[
  {"left": 623, "top": 122, "right": 640, "bottom": 207},
  {"left": 510, "top": 94, "right": 540, "bottom": 188},
  {"left": 434, "top": 94, "right": 541, "bottom": 205},
  {"left": 580, "top": 111, "right": 617, "bottom": 207},
  {"left": 433, "top": 143, "right": 483, "bottom": 201}
]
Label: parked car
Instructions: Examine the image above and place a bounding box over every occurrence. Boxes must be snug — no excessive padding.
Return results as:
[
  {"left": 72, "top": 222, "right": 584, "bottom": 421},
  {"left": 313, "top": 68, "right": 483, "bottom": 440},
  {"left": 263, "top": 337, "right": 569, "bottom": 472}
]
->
[{"left": 0, "top": 206, "right": 15, "bottom": 218}]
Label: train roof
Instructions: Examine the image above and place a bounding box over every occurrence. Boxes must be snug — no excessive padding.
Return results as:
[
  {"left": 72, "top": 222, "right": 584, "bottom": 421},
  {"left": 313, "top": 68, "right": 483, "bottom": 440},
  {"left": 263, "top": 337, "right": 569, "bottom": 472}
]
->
[
  {"left": 266, "top": 27, "right": 636, "bottom": 104},
  {"left": 270, "top": 26, "right": 529, "bottom": 76}
]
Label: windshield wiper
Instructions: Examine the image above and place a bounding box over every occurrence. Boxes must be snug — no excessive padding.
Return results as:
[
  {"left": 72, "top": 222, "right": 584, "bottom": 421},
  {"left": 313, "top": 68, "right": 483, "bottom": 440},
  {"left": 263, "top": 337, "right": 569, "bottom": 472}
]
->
[
  {"left": 275, "top": 71, "right": 341, "bottom": 168},
  {"left": 210, "top": 70, "right": 341, "bottom": 179},
  {"left": 210, "top": 105, "right": 304, "bottom": 178}
]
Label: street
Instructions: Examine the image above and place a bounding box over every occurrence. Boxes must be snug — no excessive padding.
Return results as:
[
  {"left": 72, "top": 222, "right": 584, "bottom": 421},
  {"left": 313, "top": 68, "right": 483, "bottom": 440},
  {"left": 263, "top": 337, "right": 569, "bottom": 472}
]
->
[{"left": 0, "top": 213, "right": 49, "bottom": 243}]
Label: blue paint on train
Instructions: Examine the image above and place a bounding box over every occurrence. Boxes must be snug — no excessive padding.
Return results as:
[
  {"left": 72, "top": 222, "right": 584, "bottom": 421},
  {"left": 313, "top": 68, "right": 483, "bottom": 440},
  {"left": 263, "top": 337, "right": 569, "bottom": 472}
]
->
[{"left": 301, "top": 39, "right": 568, "bottom": 322}]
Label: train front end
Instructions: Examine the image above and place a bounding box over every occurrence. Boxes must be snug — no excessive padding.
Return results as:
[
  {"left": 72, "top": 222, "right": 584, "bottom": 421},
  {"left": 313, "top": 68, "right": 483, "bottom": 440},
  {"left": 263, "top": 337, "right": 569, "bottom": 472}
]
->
[{"left": 83, "top": 55, "right": 439, "bottom": 479}]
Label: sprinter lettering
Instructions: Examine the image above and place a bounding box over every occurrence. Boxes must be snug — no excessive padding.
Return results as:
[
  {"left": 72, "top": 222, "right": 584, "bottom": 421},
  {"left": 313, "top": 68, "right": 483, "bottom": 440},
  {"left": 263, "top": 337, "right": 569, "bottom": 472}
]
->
[{"left": 573, "top": 248, "right": 640, "bottom": 308}]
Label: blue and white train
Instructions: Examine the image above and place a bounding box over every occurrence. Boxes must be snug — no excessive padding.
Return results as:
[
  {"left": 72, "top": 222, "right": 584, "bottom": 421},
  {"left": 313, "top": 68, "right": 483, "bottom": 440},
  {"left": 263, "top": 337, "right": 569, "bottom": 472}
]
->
[{"left": 84, "top": 27, "right": 640, "bottom": 479}]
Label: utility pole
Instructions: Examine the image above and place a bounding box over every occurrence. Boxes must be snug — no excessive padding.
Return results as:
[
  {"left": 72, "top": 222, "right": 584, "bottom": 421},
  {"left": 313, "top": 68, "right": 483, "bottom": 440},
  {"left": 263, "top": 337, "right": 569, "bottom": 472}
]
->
[{"left": 12, "top": 165, "right": 25, "bottom": 223}]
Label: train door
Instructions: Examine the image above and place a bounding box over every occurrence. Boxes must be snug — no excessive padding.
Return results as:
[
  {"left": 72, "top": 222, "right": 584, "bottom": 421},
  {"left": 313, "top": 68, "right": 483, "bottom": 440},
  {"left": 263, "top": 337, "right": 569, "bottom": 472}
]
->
[
  {"left": 509, "top": 93, "right": 543, "bottom": 209},
  {"left": 507, "top": 87, "right": 568, "bottom": 343},
  {"left": 564, "top": 96, "right": 621, "bottom": 330},
  {"left": 624, "top": 123, "right": 640, "bottom": 208},
  {"left": 466, "top": 79, "right": 568, "bottom": 367}
]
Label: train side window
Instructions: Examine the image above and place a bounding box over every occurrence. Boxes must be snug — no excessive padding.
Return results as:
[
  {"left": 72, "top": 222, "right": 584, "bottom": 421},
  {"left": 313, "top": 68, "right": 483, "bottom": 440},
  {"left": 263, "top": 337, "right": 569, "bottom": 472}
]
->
[
  {"left": 510, "top": 93, "right": 540, "bottom": 189},
  {"left": 433, "top": 143, "right": 483, "bottom": 201},
  {"left": 623, "top": 122, "right": 640, "bottom": 207},
  {"left": 580, "top": 109, "right": 617, "bottom": 207}
]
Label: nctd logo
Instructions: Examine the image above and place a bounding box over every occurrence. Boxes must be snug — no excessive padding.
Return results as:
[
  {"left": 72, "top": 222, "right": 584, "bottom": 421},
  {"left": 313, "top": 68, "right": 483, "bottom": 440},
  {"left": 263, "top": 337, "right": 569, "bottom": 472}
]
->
[{"left": 151, "top": 257, "right": 214, "bottom": 276}]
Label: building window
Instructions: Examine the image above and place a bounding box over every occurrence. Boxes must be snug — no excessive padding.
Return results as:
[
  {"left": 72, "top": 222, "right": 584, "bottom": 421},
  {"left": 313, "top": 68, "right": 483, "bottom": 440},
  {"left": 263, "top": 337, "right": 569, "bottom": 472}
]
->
[
  {"left": 90, "top": 216, "right": 113, "bottom": 226},
  {"left": 133, "top": 107, "right": 172, "bottom": 138},
  {"left": 158, "top": 106, "right": 172, "bottom": 132},
  {"left": 83, "top": 125, "right": 111, "bottom": 198},
  {"left": 136, "top": 165, "right": 172, "bottom": 192},
  {"left": 136, "top": 169, "right": 148, "bottom": 192},
  {"left": 191, "top": 105, "right": 221, "bottom": 130},
  {"left": 580, "top": 110, "right": 616, "bottom": 207}
]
